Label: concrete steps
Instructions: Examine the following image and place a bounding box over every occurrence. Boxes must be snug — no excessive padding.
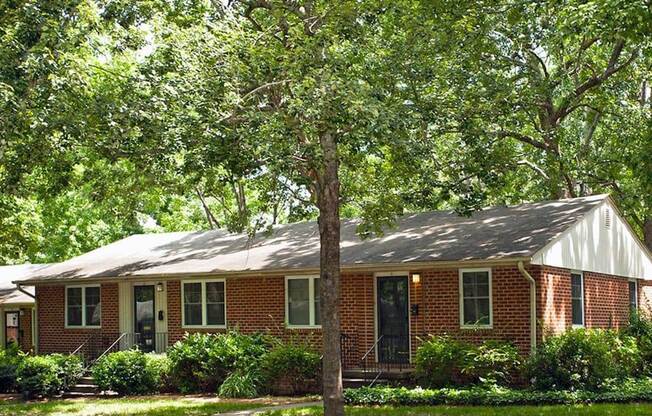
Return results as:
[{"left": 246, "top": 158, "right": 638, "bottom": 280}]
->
[{"left": 63, "top": 376, "right": 100, "bottom": 398}]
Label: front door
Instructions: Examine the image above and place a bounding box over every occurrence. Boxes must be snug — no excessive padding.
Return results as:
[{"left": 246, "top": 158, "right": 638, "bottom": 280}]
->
[
  {"left": 5, "top": 311, "right": 19, "bottom": 348},
  {"left": 134, "top": 286, "right": 155, "bottom": 352},
  {"left": 376, "top": 276, "right": 410, "bottom": 364}
]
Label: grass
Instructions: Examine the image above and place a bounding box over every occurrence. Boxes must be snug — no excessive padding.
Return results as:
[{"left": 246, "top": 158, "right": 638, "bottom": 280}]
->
[
  {"left": 262, "top": 403, "right": 652, "bottom": 415},
  {"left": 0, "top": 396, "right": 266, "bottom": 416}
]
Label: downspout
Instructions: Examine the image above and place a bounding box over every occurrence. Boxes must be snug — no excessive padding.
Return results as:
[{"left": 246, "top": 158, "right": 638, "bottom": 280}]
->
[
  {"left": 15, "top": 283, "right": 37, "bottom": 353},
  {"left": 517, "top": 261, "right": 537, "bottom": 354}
]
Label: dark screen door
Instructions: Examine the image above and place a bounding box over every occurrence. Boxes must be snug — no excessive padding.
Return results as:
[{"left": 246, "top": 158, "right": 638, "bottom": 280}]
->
[
  {"left": 377, "top": 276, "right": 410, "bottom": 363},
  {"left": 134, "top": 286, "right": 155, "bottom": 352},
  {"left": 5, "top": 312, "right": 19, "bottom": 348}
]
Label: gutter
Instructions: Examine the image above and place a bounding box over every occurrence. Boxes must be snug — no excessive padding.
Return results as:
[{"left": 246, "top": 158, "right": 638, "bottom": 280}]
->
[
  {"left": 15, "top": 283, "right": 35, "bottom": 300},
  {"left": 517, "top": 261, "right": 537, "bottom": 354}
]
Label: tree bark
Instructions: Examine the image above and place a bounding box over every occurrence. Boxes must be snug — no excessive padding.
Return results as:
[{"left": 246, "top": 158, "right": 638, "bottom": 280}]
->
[
  {"left": 644, "top": 216, "right": 652, "bottom": 252},
  {"left": 315, "top": 131, "right": 344, "bottom": 416}
]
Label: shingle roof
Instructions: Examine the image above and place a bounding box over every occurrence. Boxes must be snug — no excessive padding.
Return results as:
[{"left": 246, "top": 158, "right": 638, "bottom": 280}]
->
[
  {"left": 0, "top": 264, "right": 49, "bottom": 303},
  {"left": 17, "top": 195, "right": 608, "bottom": 283}
]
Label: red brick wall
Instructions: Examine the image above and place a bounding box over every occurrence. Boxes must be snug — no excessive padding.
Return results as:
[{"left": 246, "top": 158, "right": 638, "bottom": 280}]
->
[
  {"left": 19, "top": 307, "right": 33, "bottom": 352},
  {"left": 538, "top": 266, "right": 634, "bottom": 337},
  {"left": 36, "top": 283, "right": 120, "bottom": 354}
]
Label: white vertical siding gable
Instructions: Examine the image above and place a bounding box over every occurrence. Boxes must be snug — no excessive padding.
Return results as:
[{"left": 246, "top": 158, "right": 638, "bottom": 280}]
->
[{"left": 531, "top": 198, "right": 652, "bottom": 279}]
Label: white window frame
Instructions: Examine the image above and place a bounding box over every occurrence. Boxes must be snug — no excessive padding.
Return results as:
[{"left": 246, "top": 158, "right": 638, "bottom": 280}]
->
[
  {"left": 459, "top": 268, "right": 493, "bottom": 329},
  {"left": 629, "top": 278, "right": 638, "bottom": 310},
  {"left": 181, "top": 279, "right": 227, "bottom": 329},
  {"left": 65, "top": 285, "right": 101, "bottom": 329},
  {"left": 571, "top": 271, "right": 585, "bottom": 328},
  {"left": 285, "top": 275, "right": 321, "bottom": 329}
]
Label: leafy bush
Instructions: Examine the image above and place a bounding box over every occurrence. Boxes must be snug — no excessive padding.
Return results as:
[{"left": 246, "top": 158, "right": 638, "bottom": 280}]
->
[
  {"left": 92, "top": 350, "right": 162, "bottom": 395},
  {"left": 462, "top": 341, "right": 521, "bottom": 386},
  {"left": 623, "top": 311, "right": 652, "bottom": 375},
  {"left": 414, "top": 336, "right": 471, "bottom": 387},
  {"left": 344, "top": 378, "right": 652, "bottom": 406},
  {"left": 260, "top": 342, "right": 321, "bottom": 395},
  {"left": 167, "top": 331, "right": 271, "bottom": 393},
  {"left": 0, "top": 344, "right": 23, "bottom": 392},
  {"left": 218, "top": 369, "right": 260, "bottom": 398},
  {"left": 49, "top": 354, "right": 84, "bottom": 392},
  {"left": 526, "top": 329, "right": 640, "bottom": 391},
  {"left": 16, "top": 356, "right": 61, "bottom": 397}
]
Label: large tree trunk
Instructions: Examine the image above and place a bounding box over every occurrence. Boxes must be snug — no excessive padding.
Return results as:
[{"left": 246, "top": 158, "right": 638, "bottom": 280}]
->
[
  {"left": 315, "top": 131, "right": 344, "bottom": 416},
  {"left": 644, "top": 216, "right": 652, "bottom": 252}
]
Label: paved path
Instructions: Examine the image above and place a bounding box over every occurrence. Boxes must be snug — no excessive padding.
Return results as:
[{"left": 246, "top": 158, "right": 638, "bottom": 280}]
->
[{"left": 218, "top": 400, "right": 323, "bottom": 415}]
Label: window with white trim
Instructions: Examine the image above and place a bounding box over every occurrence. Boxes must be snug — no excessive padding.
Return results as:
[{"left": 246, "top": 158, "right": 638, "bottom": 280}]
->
[
  {"left": 182, "top": 280, "right": 226, "bottom": 327},
  {"left": 66, "top": 285, "right": 101, "bottom": 327},
  {"left": 571, "top": 272, "right": 584, "bottom": 326},
  {"left": 286, "top": 276, "right": 321, "bottom": 327},
  {"left": 459, "top": 269, "right": 492, "bottom": 327},
  {"left": 629, "top": 280, "right": 638, "bottom": 311}
]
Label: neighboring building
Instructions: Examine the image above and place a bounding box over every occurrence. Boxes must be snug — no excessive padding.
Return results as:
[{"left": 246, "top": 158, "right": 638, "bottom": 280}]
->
[
  {"left": 0, "top": 264, "right": 49, "bottom": 352},
  {"left": 15, "top": 195, "right": 652, "bottom": 366}
]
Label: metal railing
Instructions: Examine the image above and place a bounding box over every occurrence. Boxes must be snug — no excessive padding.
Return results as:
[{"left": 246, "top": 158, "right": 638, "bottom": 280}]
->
[
  {"left": 359, "top": 334, "right": 410, "bottom": 386},
  {"left": 71, "top": 332, "right": 170, "bottom": 365}
]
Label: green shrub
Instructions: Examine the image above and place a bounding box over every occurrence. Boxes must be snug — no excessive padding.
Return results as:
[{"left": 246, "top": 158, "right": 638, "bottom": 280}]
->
[
  {"left": 16, "top": 356, "right": 61, "bottom": 397},
  {"left": 526, "top": 329, "right": 640, "bottom": 391},
  {"left": 167, "top": 331, "right": 271, "bottom": 393},
  {"left": 414, "top": 336, "right": 471, "bottom": 387},
  {"left": 260, "top": 342, "right": 321, "bottom": 395},
  {"left": 49, "top": 354, "right": 84, "bottom": 392},
  {"left": 623, "top": 311, "right": 652, "bottom": 375},
  {"left": 462, "top": 341, "right": 521, "bottom": 386},
  {"left": 0, "top": 344, "right": 23, "bottom": 392},
  {"left": 147, "top": 353, "right": 174, "bottom": 393},
  {"left": 92, "top": 350, "right": 162, "bottom": 395},
  {"left": 218, "top": 369, "right": 260, "bottom": 398},
  {"left": 344, "top": 378, "right": 652, "bottom": 406}
]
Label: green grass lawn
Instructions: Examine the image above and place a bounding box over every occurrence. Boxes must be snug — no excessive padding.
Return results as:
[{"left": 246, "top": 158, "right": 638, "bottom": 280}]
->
[
  {"left": 262, "top": 403, "right": 652, "bottom": 416},
  {"left": 0, "top": 396, "right": 266, "bottom": 416}
]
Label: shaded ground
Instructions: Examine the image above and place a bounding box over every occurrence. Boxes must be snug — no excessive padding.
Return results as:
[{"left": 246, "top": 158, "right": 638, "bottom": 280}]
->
[
  {"left": 261, "top": 403, "right": 652, "bottom": 416},
  {"left": 0, "top": 395, "right": 314, "bottom": 416}
]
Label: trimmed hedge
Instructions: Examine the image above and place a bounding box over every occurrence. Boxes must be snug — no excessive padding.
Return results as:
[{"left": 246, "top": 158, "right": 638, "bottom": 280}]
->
[
  {"left": 92, "top": 350, "right": 166, "bottom": 395},
  {"left": 344, "top": 378, "right": 652, "bottom": 406}
]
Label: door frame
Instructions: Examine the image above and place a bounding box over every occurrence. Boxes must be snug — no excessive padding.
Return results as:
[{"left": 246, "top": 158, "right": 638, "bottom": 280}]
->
[
  {"left": 4, "top": 310, "right": 20, "bottom": 348},
  {"left": 133, "top": 284, "right": 156, "bottom": 352},
  {"left": 373, "top": 272, "right": 411, "bottom": 364}
]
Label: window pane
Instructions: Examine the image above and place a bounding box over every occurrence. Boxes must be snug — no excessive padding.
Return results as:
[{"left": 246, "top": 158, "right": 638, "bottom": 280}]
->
[
  {"left": 184, "top": 283, "right": 202, "bottom": 303},
  {"left": 463, "top": 299, "right": 477, "bottom": 325},
  {"left": 206, "top": 282, "right": 225, "bottom": 325},
  {"left": 571, "top": 274, "right": 582, "bottom": 298},
  {"left": 475, "top": 298, "right": 490, "bottom": 325},
  {"left": 572, "top": 299, "right": 583, "bottom": 325},
  {"left": 67, "top": 288, "right": 82, "bottom": 326},
  {"left": 207, "top": 303, "right": 225, "bottom": 325},
  {"left": 630, "top": 281, "right": 637, "bottom": 310},
  {"left": 288, "top": 279, "right": 310, "bottom": 325},
  {"left": 85, "top": 287, "right": 101, "bottom": 326},
  {"left": 184, "top": 304, "right": 202, "bottom": 325},
  {"left": 314, "top": 278, "right": 321, "bottom": 325},
  {"left": 184, "top": 283, "right": 203, "bottom": 325},
  {"left": 206, "top": 282, "right": 225, "bottom": 303}
]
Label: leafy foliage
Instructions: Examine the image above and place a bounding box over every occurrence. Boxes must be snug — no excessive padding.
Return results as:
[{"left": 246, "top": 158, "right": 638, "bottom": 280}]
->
[
  {"left": 92, "top": 350, "right": 165, "bottom": 395},
  {"left": 49, "top": 354, "right": 84, "bottom": 392},
  {"left": 260, "top": 342, "right": 321, "bottom": 395},
  {"left": 525, "top": 329, "right": 640, "bottom": 391},
  {"left": 0, "top": 343, "right": 23, "bottom": 392},
  {"left": 16, "top": 356, "right": 61, "bottom": 397},
  {"left": 166, "top": 331, "right": 271, "bottom": 393},
  {"left": 463, "top": 341, "right": 521, "bottom": 386},
  {"left": 344, "top": 378, "right": 652, "bottom": 406},
  {"left": 218, "top": 369, "right": 260, "bottom": 399},
  {"left": 623, "top": 311, "right": 652, "bottom": 375}
]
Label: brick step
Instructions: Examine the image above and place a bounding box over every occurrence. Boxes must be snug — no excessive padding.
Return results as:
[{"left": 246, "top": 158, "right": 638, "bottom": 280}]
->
[
  {"left": 78, "top": 376, "right": 95, "bottom": 385},
  {"left": 69, "top": 383, "right": 99, "bottom": 394}
]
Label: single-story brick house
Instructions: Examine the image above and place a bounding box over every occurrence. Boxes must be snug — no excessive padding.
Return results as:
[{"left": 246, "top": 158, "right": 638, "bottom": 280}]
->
[
  {"left": 14, "top": 194, "right": 652, "bottom": 366},
  {"left": 0, "top": 264, "right": 49, "bottom": 351}
]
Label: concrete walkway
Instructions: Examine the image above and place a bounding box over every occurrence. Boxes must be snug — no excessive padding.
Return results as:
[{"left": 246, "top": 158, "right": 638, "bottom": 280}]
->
[{"left": 218, "top": 400, "right": 323, "bottom": 415}]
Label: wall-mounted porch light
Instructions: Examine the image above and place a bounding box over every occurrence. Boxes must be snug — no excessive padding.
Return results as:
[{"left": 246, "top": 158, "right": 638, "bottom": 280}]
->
[
  {"left": 156, "top": 282, "right": 165, "bottom": 292},
  {"left": 411, "top": 273, "right": 421, "bottom": 284}
]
